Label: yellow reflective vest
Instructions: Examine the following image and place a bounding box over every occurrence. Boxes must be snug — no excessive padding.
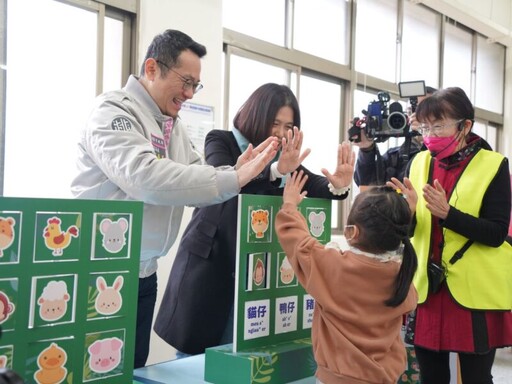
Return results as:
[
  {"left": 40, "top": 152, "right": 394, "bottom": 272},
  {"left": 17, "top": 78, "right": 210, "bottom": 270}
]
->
[{"left": 409, "top": 149, "right": 512, "bottom": 310}]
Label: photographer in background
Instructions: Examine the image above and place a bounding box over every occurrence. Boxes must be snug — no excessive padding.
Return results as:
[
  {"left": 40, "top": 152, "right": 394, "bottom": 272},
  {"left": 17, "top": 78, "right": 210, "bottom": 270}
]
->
[{"left": 353, "top": 86, "right": 437, "bottom": 186}]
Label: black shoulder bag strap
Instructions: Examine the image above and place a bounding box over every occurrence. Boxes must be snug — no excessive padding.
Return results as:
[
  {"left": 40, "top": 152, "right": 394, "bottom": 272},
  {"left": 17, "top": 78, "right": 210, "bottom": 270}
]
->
[{"left": 449, "top": 239, "right": 474, "bottom": 265}]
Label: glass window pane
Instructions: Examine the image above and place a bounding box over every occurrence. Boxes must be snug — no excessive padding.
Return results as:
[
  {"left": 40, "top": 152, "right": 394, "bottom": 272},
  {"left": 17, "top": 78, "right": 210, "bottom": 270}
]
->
[
  {"left": 473, "top": 121, "right": 497, "bottom": 151},
  {"left": 486, "top": 124, "right": 497, "bottom": 151},
  {"left": 443, "top": 23, "right": 472, "bottom": 95},
  {"left": 227, "top": 55, "right": 291, "bottom": 130},
  {"left": 294, "top": 0, "right": 349, "bottom": 64},
  {"left": 103, "top": 16, "right": 124, "bottom": 92},
  {"left": 300, "top": 75, "right": 341, "bottom": 227},
  {"left": 355, "top": 0, "right": 397, "bottom": 82},
  {"left": 402, "top": 3, "right": 440, "bottom": 87},
  {"left": 5, "top": 0, "right": 97, "bottom": 198},
  {"left": 223, "top": 0, "right": 286, "bottom": 46},
  {"left": 472, "top": 121, "right": 486, "bottom": 139},
  {"left": 475, "top": 36, "right": 504, "bottom": 114}
]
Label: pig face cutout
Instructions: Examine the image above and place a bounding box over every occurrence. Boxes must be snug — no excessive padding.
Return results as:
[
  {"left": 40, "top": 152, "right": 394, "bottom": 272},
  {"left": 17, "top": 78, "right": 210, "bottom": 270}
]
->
[
  {"left": 95, "top": 276, "right": 123, "bottom": 316},
  {"left": 37, "top": 281, "right": 69, "bottom": 322},
  {"left": 308, "top": 211, "right": 326, "bottom": 237},
  {"left": 88, "top": 337, "right": 123, "bottom": 373},
  {"left": 100, "top": 218, "right": 128, "bottom": 253},
  {"left": 0, "top": 216, "right": 16, "bottom": 258}
]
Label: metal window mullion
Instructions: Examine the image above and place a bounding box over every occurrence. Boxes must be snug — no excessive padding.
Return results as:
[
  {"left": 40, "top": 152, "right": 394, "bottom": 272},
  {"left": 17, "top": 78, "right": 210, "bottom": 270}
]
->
[
  {"left": 96, "top": 3, "right": 105, "bottom": 96},
  {"left": 0, "top": 0, "right": 6, "bottom": 195}
]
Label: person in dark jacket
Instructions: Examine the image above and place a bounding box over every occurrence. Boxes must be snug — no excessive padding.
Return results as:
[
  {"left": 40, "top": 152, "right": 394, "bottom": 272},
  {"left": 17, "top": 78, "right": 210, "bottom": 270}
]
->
[{"left": 153, "top": 83, "right": 355, "bottom": 355}]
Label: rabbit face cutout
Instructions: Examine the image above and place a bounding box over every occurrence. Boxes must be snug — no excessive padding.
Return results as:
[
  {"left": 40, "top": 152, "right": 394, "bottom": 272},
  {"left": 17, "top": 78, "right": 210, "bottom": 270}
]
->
[{"left": 95, "top": 276, "right": 124, "bottom": 316}]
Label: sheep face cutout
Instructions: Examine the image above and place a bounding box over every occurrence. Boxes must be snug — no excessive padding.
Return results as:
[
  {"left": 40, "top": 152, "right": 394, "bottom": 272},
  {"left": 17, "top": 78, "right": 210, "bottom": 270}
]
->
[
  {"left": 279, "top": 256, "right": 295, "bottom": 284},
  {"left": 37, "top": 281, "right": 69, "bottom": 322},
  {"left": 100, "top": 218, "right": 128, "bottom": 253},
  {"left": 95, "top": 276, "right": 123, "bottom": 316}
]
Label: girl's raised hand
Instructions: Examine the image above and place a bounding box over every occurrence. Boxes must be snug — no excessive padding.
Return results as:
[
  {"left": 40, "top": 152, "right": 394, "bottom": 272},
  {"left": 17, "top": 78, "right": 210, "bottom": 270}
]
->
[
  {"left": 386, "top": 177, "right": 418, "bottom": 215},
  {"left": 283, "top": 170, "right": 308, "bottom": 206}
]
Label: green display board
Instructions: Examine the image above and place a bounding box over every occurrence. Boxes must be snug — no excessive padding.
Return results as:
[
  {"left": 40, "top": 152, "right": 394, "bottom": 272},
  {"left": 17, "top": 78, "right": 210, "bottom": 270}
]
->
[
  {"left": 0, "top": 197, "right": 142, "bottom": 384},
  {"left": 233, "top": 194, "right": 331, "bottom": 352}
]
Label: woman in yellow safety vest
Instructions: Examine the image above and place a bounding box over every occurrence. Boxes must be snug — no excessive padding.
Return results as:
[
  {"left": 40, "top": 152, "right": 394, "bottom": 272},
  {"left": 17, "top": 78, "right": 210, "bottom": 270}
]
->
[{"left": 387, "top": 87, "right": 511, "bottom": 384}]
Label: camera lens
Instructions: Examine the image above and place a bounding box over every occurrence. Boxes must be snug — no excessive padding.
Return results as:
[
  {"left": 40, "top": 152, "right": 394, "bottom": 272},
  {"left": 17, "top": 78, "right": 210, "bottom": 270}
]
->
[{"left": 387, "top": 112, "right": 407, "bottom": 131}]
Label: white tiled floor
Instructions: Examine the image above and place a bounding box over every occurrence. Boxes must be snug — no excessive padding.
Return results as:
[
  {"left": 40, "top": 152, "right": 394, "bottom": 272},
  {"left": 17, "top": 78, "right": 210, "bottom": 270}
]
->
[{"left": 493, "top": 347, "right": 512, "bottom": 384}]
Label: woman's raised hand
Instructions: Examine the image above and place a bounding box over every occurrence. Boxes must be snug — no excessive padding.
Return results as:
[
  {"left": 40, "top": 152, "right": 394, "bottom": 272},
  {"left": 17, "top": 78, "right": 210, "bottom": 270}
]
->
[
  {"left": 276, "top": 127, "right": 311, "bottom": 175},
  {"left": 320, "top": 141, "right": 355, "bottom": 189}
]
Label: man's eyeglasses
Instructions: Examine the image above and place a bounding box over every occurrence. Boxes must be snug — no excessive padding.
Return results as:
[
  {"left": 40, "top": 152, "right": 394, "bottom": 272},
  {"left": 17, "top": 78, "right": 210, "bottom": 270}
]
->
[
  {"left": 418, "top": 119, "right": 464, "bottom": 136},
  {"left": 156, "top": 60, "right": 203, "bottom": 94}
]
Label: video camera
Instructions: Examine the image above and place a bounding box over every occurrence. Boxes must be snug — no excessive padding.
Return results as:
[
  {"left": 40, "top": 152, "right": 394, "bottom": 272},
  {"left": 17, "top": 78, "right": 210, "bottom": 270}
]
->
[{"left": 348, "top": 80, "right": 426, "bottom": 143}]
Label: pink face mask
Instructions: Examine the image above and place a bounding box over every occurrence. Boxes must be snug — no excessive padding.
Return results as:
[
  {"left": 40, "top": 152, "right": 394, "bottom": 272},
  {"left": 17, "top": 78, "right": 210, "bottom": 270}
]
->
[{"left": 423, "top": 134, "right": 460, "bottom": 159}]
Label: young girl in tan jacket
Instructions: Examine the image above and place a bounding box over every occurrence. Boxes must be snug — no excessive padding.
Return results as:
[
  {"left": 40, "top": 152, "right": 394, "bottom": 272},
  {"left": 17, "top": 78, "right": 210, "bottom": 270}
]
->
[{"left": 276, "top": 171, "right": 418, "bottom": 384}]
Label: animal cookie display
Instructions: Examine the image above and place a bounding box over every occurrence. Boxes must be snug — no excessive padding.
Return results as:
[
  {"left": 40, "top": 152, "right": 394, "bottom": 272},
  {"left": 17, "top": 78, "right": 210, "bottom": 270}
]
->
[
  {"left": 99, "top": 218, "right": 129, "bottom": 253},
  {"left": 37, "top": 281, "right": 70, "bottom": 322},
  {"left": 43, "top": 217, "right": 79, "bottom": 256},
  {"left": 34, "top": 342, "right": 68, "bottom": 384},
  {"left": 251, "top": 209, "right": 270, "bottom": 239},
  {"left": 0, "top": 216, "right": 16, "bottom": 257},
  {"left": 95, "top": 276, "right": 124, "bottom": 316},
  {"left": 87, "top": 337, "right": 124, "bottom": 374}
]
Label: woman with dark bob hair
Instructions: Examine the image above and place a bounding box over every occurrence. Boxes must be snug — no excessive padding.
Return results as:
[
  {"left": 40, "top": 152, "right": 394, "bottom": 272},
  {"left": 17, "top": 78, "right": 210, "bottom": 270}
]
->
[
  {"left": 388, "top": 87, "right": 512, "bottom": 384},
  {"left": 154, "top": 83, "right": 355, "bottom": 355}
]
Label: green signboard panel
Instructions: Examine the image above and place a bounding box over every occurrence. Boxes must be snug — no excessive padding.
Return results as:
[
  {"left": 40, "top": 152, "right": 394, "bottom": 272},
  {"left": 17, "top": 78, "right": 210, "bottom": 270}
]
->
[
  {"left": 233, "top": 194, "right": 331, "bottom": 351},
  {"left": 0, "top": 197, "right": 142, "bottom": 384},
  {"left": 205, "top": 194, "right": 331, "bottom": 384}
]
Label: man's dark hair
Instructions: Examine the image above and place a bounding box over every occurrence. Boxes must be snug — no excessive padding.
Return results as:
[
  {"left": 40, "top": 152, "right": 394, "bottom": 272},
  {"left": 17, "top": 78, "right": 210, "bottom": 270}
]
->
[{"left": 140, "top": 29, "right": 207, "bottom": 77}]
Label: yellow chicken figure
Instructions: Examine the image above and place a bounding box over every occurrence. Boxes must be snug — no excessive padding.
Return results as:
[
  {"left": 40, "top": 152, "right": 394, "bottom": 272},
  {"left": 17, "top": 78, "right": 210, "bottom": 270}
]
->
[{"left": 43, "top": 217, "right": 79, "bottom": 256}]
